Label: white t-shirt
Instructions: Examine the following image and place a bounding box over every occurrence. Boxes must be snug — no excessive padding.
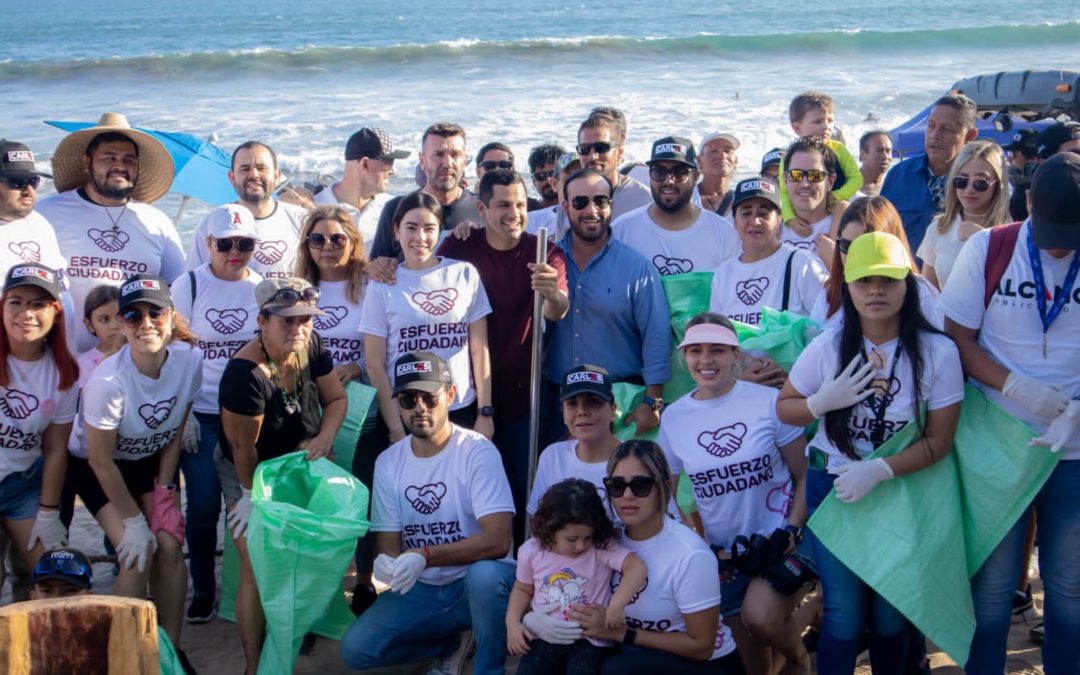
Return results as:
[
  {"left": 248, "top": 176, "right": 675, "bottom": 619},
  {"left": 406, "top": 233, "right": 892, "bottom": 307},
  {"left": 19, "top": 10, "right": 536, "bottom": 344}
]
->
[
  {"left": 809, "top": 275, "right": 944, "bottom": 331},
  {"left": 68, "top": 347, "right": 108, "bottom": 460},
  {"left": 171, "top": 265, "right": 263, "bottom": 414},
  {"left": 788, "top": 328, "right": 965, "bottom": 468},
  {"left": 313, "top": 184, "right": 392, "bottom": 257},
  {"left": 81, "top": 343, "right": 203, "bottom": 461},
  {"left": 0, "top": 211, "right": 68, "bottom": 281},
  {"left": 710, "top": 246, "right": 827, "bottom": 325},
  {"left": 525, "top": 205, "right": 568, "bottom": 242},
  {"left": 939, "top": 221, "right": 1080, "bottom": 459},
  {"left": 186, "top": 202, "right": 306, "bottom": 279},
  {"left": 369, "top": 425, "right": 515, "bottom": 585},
  {"left": 312, "top": 279, "right": 365, "bottom": 369},
  {"left": 0, "top": 351, "right": 79, "bottom": 481},
  {"left": 612, "top": 206, "right": 739, "bottom": 277},
  {"left": 527, "top": 440, "right": 611, "bottom": 515},
  {"left": 658, "top": 381, "right": 803, "bottom": 549},
  {"left": 780, "top": 215, "right": 832, "bottom": 267},
  {"left": 613, "top": 176, "right": 653, "bottom": 222},
  {"left": 916, "top": 215, "right": 970, "bottom": 289},
  {"left": 359, "top": 258, "right": 492, "bottom": 409},
  {"left": 617, "top": 518, "right": 736, "bottom": 660},
  {"left": 37, "top": 190, "right": 186, "bottom": 353}
]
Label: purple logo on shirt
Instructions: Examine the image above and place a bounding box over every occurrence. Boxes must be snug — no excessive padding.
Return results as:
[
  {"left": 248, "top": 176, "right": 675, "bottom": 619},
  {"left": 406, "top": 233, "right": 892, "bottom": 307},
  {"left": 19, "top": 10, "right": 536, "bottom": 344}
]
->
[
  {"left": 651, "top": 255, "right": 693, "bottom": 276},
  {"left": 7, "top": 241, "right": 41, "bottom": 263},
  {"left": 861, "top": 378, "right": 902, "bottom": 409},
  {"left": 88, "top": 228, "right": 130, "bottom": 253},
  {"left": 253, "top": 240, "right": 286, "bottom": 265},
  {"left": 405, "top": 482, "right": 447, "bottom": 514},
  {"left": 766, "top": 482, "right": 793, "bottom": 517},
  {"left": 788, "top": 240, "right": 815, "bottom": 252},
  {"left": 735, "top": 277, "right": 769, "bottom": 306},
  {"left": 206, "top": 308, "right": 249, "bottom": 335},
  {"left": 0, "top": 387, "right": 39, "bottom": 420},
  {"left": 313, "top": 305, "right": 348, "bottom": 331},
  {"left": 411, "top": 288, "right": 458, "bottom": 316},
  {"left": 610, "top": 572, "right": 647, "bottom": 605},
  {"left": 697, "top": 423, "right": 747, "bottom": 458},
  {"left": 138, "top": 397, "right": 177, "bottom": 429}
]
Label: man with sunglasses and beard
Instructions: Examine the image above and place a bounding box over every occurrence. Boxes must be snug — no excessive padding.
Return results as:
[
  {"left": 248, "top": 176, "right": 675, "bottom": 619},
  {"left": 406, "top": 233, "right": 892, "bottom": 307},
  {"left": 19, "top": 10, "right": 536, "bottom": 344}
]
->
[
  {"left": 341, "top": 351, "right": 515, "bottom": 675},
  {"left": 0, "top": 140, "right": 68, "bottom": 283},
  {"left": 187, "top": 141, "right": 309, "bottom": 278},
  {"left": 613, "top": 136, "right": 739, "bottom": 277},
  {"left": 577, "top": 112, "right": 652, "bottom": 221}
]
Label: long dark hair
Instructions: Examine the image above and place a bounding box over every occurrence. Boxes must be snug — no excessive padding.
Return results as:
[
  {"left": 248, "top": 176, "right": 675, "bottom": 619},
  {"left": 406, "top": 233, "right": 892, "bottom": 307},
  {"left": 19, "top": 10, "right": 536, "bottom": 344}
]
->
[{"left": 824, "top": 274, "right": 941, "bottom": 460}]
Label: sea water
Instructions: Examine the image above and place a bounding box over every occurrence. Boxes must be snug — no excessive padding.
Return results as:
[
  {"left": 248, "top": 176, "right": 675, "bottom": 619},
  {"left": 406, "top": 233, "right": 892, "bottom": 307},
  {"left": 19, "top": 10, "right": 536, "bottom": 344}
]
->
[{"left": 1, "top": 0, "right": 1078, "bottom": 238}]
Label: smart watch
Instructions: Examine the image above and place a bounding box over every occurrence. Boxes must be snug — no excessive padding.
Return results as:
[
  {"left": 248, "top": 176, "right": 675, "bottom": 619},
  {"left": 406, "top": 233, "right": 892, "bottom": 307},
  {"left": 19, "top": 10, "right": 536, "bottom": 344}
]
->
[
  {"left": 479, "top": 406, "right": 495, "bottom": 417},
  {"left": 622, "top": 627, "right": 638, "bottom": 645},
  {"left": 641, "top": 396, "right": 664, "bottom": 412}
]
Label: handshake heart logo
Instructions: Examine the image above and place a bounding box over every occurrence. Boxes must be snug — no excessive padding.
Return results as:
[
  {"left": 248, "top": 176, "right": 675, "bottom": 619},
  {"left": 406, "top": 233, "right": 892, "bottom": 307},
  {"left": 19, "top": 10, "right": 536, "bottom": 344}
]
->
[
  {"left": 88, "top": 228, "right": 130, "bottom": 253},
  {"left": 8, "top": 241, "right": 41, "bottom": 263},
  {"left": 206, "top": 308, "right": 249, "bottom": 335},
  {"left": 766, "top": 482, "right": 793, "bottom": 516},
  {"left": 735, "top": 277, "right": 769, "bottom": 306},
  {"left": 313, "top": 306, "right": 348, "bottom": 331},
  {"left": 411, "top": 288, "right": 459, "bottom": 316},
  {"left": 610, "top": 572, "right": 647, "bottom": 605},
  {"left": 862, "top": 377, "right": 902, "bottom": 408},
  {"left": 0, "top": 387, "right": 40, "bottom": 420},
  {"left": 697, "top": 422, "right": 748, "bottom": 458},
  {"left": 253, "top": 240, "right": 287, "bottom": 265},
  {"left": 405, "top": 482, "right": 447, "bottom": 514},
  {"left": 651, "top": 255, "right": 694, "bottom": 276},
  {"left": 138, "top": 397, "right": 177, "bottom": 430}
]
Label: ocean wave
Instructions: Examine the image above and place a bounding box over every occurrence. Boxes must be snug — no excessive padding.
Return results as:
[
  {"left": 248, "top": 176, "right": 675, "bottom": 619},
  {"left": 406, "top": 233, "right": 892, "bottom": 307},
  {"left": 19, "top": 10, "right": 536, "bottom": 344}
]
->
[{"left": 3, "top": 21, "right": 1078, "bottom": 79}]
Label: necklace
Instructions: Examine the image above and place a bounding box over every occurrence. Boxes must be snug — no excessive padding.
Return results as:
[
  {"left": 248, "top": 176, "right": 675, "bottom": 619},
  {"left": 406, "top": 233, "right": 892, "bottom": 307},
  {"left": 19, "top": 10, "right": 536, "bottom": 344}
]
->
[
  {"left": 260, "top": 337, "right": 302, "bottom": 415},
  {"left": 102, "top": 204, "right": 128, "bottom": 233}
]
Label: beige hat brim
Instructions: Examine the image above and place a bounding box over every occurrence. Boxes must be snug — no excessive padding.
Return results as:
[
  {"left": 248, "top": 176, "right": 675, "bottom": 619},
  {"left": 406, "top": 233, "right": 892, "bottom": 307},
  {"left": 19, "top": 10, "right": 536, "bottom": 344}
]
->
[{"left": 50, "top": 113, "right": 175, "bottom": 204}]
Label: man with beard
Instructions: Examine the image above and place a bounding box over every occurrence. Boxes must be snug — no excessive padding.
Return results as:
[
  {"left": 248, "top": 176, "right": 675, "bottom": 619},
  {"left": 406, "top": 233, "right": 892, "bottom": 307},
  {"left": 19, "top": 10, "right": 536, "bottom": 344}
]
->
[
  {"left": 693, "top": 131, "right": 740, "bottom": 217},
  {"left": 577, "top": 112, "right": 652, "bottom": 221},
  {"left": 185, "top": 141, "right": 308, "bottom": 278},
  {"left": 858, "top": 129, "right": 893, "bottom": 197},
  {"left": 36, "top": 113, "right": 185, "bottom": 352},
  {"left": 543, "top": 169, "right": 671, "bottom": 445},
  {"left": 0, "top": 140, "right": 67, "bottom": 280},
  {"left": 526, "top": 143, "right": 562, "bottom": 211},
  {"left": 612, "top": 136, "right": 739, "bottom": 277}
]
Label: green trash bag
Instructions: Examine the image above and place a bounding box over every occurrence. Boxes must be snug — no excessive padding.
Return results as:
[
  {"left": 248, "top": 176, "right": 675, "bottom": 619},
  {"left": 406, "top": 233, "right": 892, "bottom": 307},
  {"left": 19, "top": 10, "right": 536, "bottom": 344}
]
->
[
  {"left": 158, "top": 627, "right": 185, "bottom": 675},
  {"left": 660, "top": 272, "right": 713, "bottom": 403},
  {"left": 247, "top": 451, "right": 370, "bottom": 675},
  {"left": 732, "top": 307, "right": 821, "bottom": 373},
  {"left": 330, "top": 380, "right": 378, "bottom": 474},
  {"left": 218, "top": 532, "right": 240, "bottom": 622}
]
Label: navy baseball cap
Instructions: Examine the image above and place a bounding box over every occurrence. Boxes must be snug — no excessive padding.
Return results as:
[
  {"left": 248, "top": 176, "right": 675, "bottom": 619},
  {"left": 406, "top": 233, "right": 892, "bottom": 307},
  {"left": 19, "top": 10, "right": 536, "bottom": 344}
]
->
[
  {"left": 4, "top": 263, "right": 62, "bottom": 302},
  {"left": 732, "top": 177, "right": 781, "bottom": 210},
  {"left": 647, "top": 136, "right": 697, "bottom": 168},
  {"left": 33, "top": 548, "right": 93, "bottom": 590},
  {"left": 393, "top": 351, "right": 453, "bottom": 395},
  {"left": 560, "top": 364, "right": 614, "bottom": 402},
  {"left": 119, "top": 275, "right": 172, "bottom": 310}
]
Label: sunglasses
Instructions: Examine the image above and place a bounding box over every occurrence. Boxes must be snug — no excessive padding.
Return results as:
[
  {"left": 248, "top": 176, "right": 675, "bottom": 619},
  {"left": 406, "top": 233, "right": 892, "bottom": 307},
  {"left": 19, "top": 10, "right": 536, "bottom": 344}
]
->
[
  {"left": 836, "top": 237, "right": 853, "bottom": 254},
  {"left": 576, "top": 141, "right": 619, "bottom": 156},
  {"left": 952, "top": 176, "right": 997, "bottom": 193},
  {"left": 602, "top": 475, "right": 656, "bottom": 498},
  {"left": 306, "top": 232, "right": 349, "bottom": 250},
  {"left": 533, "top": 170, "right": 556, "bottom": 182},
  {"left": 33, "top": 556, "right": 92, "bottom": 587},
  {"left": 268, "top": 287, "right": 320, "bottom": 307},
  {"left": 0, "top": 175, "right": 41, "bottom": 190},
  {"left": 213, "top": 237, "right": 257, "bottom": 253},
  {"left": 480, "top": 160, "right": 514, "bottom": 172},
  {"left": 121, "top": 306, "right": 171, "bottom": 326},
  {"left": 649, "top": 165, "right": 694, "bottom": 183},
  {"left": 396, "top": 390, "right": 442, "bottom": 410},
  {"left": 785, "top": 169, "right": 828, "bottom": 184},
  {"left": 570, "top": 195, "right": 612, "bottom": 211}
]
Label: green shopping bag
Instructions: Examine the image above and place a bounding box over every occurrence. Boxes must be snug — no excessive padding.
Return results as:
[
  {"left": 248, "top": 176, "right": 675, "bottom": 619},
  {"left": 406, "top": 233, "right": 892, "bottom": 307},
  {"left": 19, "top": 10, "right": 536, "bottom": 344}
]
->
[
  {"left": 330, "top": 380, "right": 378, "bottom": 474},
  {"left": 660, "top": 272, "right": 713, "bottom": 403},
  {"left": 731, "top": 307, "right": 821, "bottom": 372},
  {"left": 158, "top": 627, "right": 185, "bottom": 675},
  {"left": 247, "top": 452, "right": 370, "bottom": 675}
]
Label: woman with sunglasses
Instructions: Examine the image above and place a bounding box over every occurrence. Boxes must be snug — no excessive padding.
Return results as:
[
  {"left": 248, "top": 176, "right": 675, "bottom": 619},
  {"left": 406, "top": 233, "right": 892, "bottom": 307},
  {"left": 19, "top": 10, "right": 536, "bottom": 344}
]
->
[
  {"left": 170, "top": 203, "right": 263, "bottom": 624},
  {"left": 75, "top": 274, "right": 201, "bottom": 653},
  {"left": 917, "top": 140, "right": 1011, "bottom": 290},
  {"left": 780, "top": 137, "right": 845, "bottom": 266},
  {"left": 360, "top": 191, "right": 493, "bottom": 442},
  {"left": 563, "top": 440, "right": 744, "bottom": 674},
  {"left": 659, "top": 312, "right": 809, "bottom": 675},
  {"left": 218, "top": 277, "right": 347, "bottom": 674},
  {"left": 777, "top": 233, "right": 964, "bottom": 674}
]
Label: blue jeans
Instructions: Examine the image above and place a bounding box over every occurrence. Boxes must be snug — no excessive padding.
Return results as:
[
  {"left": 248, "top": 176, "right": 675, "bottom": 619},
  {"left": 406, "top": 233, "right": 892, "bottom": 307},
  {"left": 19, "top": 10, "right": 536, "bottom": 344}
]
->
[
  {"left": 493, "top": 417, "right": 530, "bottom": 547},
  {"left": 181, "top": 412, "right": 224, "bottom": 602},
  {"left": 339, "top": 559, "right": 515, "bottom": 675},
  {"left": 0, "top": 456, "right": 42, "bottom": 520},
  {"left": 968, "top": 459, "right": 1080, "bottom": 675},
  {"left": 807, "top": 468, "right": 908, "bottom": 675}
]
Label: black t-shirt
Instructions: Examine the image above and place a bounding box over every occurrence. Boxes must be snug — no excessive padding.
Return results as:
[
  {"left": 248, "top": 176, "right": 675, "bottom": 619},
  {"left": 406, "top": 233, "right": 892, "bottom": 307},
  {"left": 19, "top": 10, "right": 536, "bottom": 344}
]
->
[
  {"left": 218, "top": 334, "right": 334, "bottom": 462},
  {"left": 369, "top": 190, "right": 482, "bottom": 260}
]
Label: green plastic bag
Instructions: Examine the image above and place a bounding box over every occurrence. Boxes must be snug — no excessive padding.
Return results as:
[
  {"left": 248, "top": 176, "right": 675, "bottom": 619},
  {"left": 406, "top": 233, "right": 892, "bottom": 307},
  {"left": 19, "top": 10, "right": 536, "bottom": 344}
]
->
[
  {"left": 158, "top": 627, "right": 185, "bottom": 675},
  {"left": 247, "top": 452, "right": 370, "bottom": 675},
  {"left": 330, "top": 380, "right": 378, "bottom": 474},
  {"left": 659, "top": 272, "right": 714, "bottom": 403},
  {"left": 731, "top": 307, "right": 821, "bottom": 372}
]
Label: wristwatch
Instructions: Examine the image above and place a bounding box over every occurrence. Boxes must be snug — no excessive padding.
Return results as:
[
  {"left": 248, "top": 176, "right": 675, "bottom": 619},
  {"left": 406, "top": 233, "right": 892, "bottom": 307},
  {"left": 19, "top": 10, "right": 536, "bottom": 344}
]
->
[
  {"left": 784, "top": 524, "right": 803, "bottom": 543},
  {"left": 622, "top": 627, "right": 638, "bottom": 645},
  {"left": 479, "top": 406, "right": 495, "bottom": 417},
  {"left": 641, "top": 396, "right": 664, "bottom": 412}
]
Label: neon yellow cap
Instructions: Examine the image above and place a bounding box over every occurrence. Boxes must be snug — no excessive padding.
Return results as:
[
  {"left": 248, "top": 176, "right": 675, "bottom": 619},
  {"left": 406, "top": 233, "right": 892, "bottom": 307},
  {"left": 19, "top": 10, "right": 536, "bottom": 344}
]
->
[{"left": 844, "top": 232, "right": 911, "bottom": 283}]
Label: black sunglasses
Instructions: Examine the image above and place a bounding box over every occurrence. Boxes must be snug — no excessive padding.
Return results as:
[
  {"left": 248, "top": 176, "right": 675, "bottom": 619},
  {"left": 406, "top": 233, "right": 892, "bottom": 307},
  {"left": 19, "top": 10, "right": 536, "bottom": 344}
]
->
[
  {"left": 785, "top": 168, "right": 828, "bottom": 184},
  {"left": 577, "top": 141, "right": 619, "bottom": 156},
  {"left": 836, "top": 237, "right": 853, "bottom": 254},
  {"left": 306, "top": 232, "right": 349, "bottom": 250},
  {"left": 0, "top": 175, "right": 41, "bottom": 190},
  {"left": 533, "top": 170, "right": 556, "bottom": 182},
  {"left": 396, "top": 390, "right": 442, "bottom": 410},
  {"left": 268, "top": 287, "right": 320, "bottom": 307},
  {"left": 213, "top": 237, "right": 257, "bottom": 253},
  {"left": 952, "top": 176, "right": 997, "bottom": 193},
  {"left": 480, "top": 160, "right": 514, "bottom": 172},
  {"left": 649, "top": 165, "right": 694, "bottom": 183},
  {"left": 602, "top": 475, "right": 656, "bottom": 498},
  {"left": 570, "top": 195, "right": 612, "bottom": 211},
  {"left": 121, "top": 306, "right": 170, "bottom": 326}
]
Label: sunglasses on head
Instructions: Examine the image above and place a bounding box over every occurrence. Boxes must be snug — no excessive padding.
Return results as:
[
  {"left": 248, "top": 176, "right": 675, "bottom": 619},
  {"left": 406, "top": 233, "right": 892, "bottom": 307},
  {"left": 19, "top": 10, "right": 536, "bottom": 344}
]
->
[
  {"left": 213, "top": 237, "right": 256, "bottom": 253},
  {"left": 577, "top": 141, "right": 619, "bottom": 156},
  {"left": 533, "top": 170, "right": 556, "bottom": 182},
  {"left": 952, "top": 176, "right": 997, "bottom": 193},
  {"left": 480, "top": 160, "right": 514, "bottom": 172},
  {"left": 785, "top": 168, "right": 828, "bottom": 184},
  {"left": 306, "top": 232, "right": 349, "bottom": 250},
  {"left": 0, "top": 175, "right": 41, "bottom": 191},
  {"left": 602, "top": 475, "right": 656, "bottom": 498},
  {"left": 33, "top": 556, "right": 92, "bottom": 587},
  {"left": 570, "top": 194, "right": 612, "bottom": 211},
  {"left": 396, "top": 390, "right": 442, "bottom": 410},
  {"left": 269, "top": 287, "right": 320, "bottom": 307},
  {"left": 121, "top": 306, "right": 170, "bottom": 326},
  {"left": 649, "top": 165, "right": 694, "bottom": 184}
]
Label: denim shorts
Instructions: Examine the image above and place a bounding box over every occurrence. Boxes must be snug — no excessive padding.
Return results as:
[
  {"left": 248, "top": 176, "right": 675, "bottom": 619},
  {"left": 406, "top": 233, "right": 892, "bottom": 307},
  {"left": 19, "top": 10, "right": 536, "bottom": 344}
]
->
[
  {"left": 0, "top": 457, "right": 43, "bottom": 520},
  {"left": 214, "top": 444, "right": 243, "bottom": 506}
]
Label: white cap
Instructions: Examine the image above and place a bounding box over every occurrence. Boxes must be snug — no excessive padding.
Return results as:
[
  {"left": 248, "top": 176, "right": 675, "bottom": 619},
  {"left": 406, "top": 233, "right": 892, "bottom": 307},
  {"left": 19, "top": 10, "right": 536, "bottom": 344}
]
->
[
  {"left": 698, "top": 132, "right": 741, "bottom": 157},
  {"left": 206, "top": 204, "right": 258, "bottom": 240}
]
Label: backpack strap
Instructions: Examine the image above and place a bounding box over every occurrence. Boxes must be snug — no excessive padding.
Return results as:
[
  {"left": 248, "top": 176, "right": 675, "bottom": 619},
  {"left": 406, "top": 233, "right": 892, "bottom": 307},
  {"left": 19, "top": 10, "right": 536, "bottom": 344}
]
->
[
  {"left": 983, "top": 221, "right": 1023, "bottom": 308},
  {"left": 717, "top": 189, "right": 735, "bottom": 217},
  {"left": 781, "top": 250, "right": 797, "bottom": 312}
]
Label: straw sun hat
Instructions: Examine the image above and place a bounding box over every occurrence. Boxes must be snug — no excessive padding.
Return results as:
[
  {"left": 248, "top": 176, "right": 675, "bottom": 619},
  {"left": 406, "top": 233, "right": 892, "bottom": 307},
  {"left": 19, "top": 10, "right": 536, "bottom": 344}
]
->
[{"left": 50, "top": 112, "right": 174, "bottom": 204}]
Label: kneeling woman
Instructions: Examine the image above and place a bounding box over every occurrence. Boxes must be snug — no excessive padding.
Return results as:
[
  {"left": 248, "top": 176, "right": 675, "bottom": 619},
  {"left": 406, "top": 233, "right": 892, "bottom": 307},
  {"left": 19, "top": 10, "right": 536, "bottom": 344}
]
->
[
  {"left": 77, "top": 275, "right": 202, "bottom": 651},
  {"left": 777, "top": 233, "right": 964, "bottom": 674}
]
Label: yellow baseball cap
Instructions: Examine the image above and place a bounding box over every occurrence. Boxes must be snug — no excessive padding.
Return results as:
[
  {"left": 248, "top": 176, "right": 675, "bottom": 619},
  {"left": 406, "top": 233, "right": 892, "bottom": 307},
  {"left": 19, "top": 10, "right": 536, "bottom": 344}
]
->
[{"left": 844, "top": 232, "right": 911, "bottom": 283}]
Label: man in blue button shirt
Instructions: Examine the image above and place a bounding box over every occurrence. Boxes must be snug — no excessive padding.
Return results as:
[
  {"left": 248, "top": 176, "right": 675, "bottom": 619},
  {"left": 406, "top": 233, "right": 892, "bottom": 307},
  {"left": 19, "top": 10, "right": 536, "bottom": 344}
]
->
[{"left": 881, "top": 93, "right": 978, "bottom": 253}]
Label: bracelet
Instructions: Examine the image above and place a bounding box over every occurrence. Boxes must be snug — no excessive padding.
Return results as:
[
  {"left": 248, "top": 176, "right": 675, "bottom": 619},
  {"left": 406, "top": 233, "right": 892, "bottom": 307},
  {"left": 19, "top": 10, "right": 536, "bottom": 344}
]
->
[{"left": 39, "top": 502, "right": 60, "bottom": 510}]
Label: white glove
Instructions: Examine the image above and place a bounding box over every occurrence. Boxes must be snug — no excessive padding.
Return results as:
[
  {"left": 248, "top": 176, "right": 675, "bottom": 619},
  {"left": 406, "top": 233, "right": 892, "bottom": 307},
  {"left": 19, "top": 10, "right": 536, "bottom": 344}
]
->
[
  {"left": 390, "top": 551, "right": 427, "bottom": 595},
  {"left": 117, "top": 514, "right": 158, "bottom": 573},
  {"left": 227, "top": 488, "right": 253, "bottom": 539},
  {"left": 831, "top": 458, "right": 895, "bottom": 503},
  {"left": 373, "top": 553, "right": 396, "bottom": 586},
  {"left": 1003, "top": 372, "right": 1069, "bottom": 420},
  {"left": 27, "top": 509, "right": 68, "bottom": 551},
  {"left": 1030, "top": 399, "right": 1080, "bottom": 454},
  {"left": 522, "top": 611, "right": 583, "bottom": 645},
  {"left": 806, "top": 356, "right": 876, "bottom": 418},
  {"left": 181, "top": 415, "right": 201, "bottom": 453}
]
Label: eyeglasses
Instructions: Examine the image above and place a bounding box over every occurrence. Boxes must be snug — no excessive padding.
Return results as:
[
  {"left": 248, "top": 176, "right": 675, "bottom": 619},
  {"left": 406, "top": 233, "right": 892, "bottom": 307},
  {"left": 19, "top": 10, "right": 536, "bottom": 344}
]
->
[
  {"left": 396, "top": 390, "right": 442, "bottom": 410},
  {"left": 576, "top": 141, "right": 620, "bottom": 156},
  {"left": 213, "top": 237, "right": 257, "bottom": 253},
  {"left": 785, "top": 169, "right": 828, "bottom": 184},
  {"left": 121, "top": 306, "right": 171, "bottom": 326},
  {"left": 480, "top": 160, "right": 514, "bottom": 172},
  {"left": 33, "top": 556, "right": 92, "bottom": 588},
  {"left": 836, "top": 238, "right": 853, "bottom": 254},
  {"left": 268, "top": 287, "right": 320, "bottom": 307},
  {"left": 649, "top": 165, "right": 694, "bottom": 183},
  {"left": 570, "top": 195, "right": 612, "bottom": 211},
  {"left": 602, "top": 475, "right": 656, "bottom": 498},
  {"left": 306, "top": 232, "right": 349, "bottom": 250},
  {"left": 533, "top": 170, "right": 556, "bottom": 182},
  {"left": 0, "top": 175, "right": 41, "bottom": 191},
  {"left": 952, "top": 176, "right": 997, "bottom": 192}
]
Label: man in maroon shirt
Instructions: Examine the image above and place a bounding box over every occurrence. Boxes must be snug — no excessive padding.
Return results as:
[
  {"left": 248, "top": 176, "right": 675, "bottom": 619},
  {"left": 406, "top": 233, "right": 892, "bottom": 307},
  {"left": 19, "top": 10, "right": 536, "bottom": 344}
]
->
[{"left": 438, "top": 169, "right": 569, "bottom": 542}]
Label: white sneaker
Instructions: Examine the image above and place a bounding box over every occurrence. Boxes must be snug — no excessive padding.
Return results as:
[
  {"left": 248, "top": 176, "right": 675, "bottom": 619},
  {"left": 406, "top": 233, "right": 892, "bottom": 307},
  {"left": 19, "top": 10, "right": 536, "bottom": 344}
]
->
[{"left": 427, "top": 629, "right": 474, "bottom": 675}]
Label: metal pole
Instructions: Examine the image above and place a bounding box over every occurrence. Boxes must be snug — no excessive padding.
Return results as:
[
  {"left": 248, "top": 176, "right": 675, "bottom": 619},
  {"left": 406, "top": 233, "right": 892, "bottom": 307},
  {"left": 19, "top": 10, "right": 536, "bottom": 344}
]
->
[{"left": 524, "top": 228, "right": 549, "bottom": 537}]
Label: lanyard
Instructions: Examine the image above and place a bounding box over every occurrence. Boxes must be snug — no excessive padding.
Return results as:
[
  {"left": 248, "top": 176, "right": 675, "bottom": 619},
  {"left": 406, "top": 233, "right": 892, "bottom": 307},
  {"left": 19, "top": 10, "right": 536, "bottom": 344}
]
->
[
  {"left": 859, "top": 342, "right": 903, "bottom": 448},
  {"left": 1026, "top": 225, "right": 1080, "bottom": 358}
]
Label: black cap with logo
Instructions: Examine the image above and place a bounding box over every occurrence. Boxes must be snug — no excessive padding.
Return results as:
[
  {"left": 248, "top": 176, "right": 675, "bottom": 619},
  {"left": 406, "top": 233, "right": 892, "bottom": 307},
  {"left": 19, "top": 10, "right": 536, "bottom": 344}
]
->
[
  {"left": 647, "top": 136, "right": 697, "bottom": 168},
  {"left": 393, "top": 351, "right": 453, "bottom": 395},
  {"left": 559, "top": 364, "right": 614, "bottom": 402},
  {"left": 0, "top": 140, "right": 51, "bottom": 178},
  {"left": 3, "top": 263, "right": 62, "bottom": 302},
  {"left": 1002, "top": 128, "right": 1040, "bottom": 153},
  {"left": 119, "top": 274, "right": 172, "bottom": 311},
  {"left": 1036, "top": 122, "right": 1080, "bottom": 160},
  {"left": 732, "top": 176, "right": 781, "bottom": 210},
  {"left": 345, "top": 128, "right": 410, "bottom": 162}
]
